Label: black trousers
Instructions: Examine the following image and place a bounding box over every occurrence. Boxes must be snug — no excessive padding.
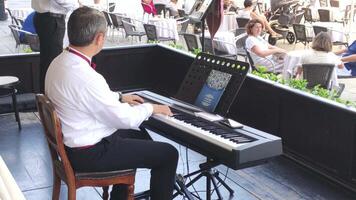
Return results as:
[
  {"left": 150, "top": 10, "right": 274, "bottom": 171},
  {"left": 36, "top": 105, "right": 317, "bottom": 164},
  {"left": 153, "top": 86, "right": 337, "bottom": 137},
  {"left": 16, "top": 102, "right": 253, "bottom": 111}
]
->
[
  {"left": 33, "top": 12, "right": 65, "bottom": 93},
  {"left": 66, "top": 129, "right": 178, "bottom": 200}
]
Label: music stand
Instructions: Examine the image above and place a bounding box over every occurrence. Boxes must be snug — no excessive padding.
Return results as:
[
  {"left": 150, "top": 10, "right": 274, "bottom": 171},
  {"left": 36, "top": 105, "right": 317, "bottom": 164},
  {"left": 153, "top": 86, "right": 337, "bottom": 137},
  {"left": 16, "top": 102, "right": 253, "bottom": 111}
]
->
[
  {"left": 173, "top": 53, "right": 250, "bottom": 200},
  {"left": 188, "top": 0, "right": 216, "bottom": 52}
]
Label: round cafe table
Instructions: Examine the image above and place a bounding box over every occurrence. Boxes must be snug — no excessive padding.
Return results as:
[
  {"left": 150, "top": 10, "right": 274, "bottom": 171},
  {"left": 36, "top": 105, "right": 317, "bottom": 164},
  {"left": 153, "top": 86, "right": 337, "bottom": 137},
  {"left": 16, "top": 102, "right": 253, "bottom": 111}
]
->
[{"left": 0, "top": 76, "right": 21, "bottom": 130}]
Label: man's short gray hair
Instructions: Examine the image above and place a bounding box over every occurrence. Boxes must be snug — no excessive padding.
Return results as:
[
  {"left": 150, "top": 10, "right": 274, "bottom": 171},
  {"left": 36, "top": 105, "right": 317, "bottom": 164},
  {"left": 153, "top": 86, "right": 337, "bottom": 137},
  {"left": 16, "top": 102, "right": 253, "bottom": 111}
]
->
[{"left": 67, "top": 7, "right": 107, "bottom": 47}]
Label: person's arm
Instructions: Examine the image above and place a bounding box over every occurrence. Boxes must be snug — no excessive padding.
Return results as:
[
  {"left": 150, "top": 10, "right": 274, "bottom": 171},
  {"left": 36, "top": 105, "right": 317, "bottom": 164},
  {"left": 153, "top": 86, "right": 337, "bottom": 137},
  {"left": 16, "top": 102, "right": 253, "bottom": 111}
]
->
[
  {"left": 251, "top": 45, "right": 285, "bottom": 57},
  {"left": 341, "top": 54, "right": 356, "bottom": 63},
  {"left": 334, "top": 48, "right": 347, "bottom": 55}
]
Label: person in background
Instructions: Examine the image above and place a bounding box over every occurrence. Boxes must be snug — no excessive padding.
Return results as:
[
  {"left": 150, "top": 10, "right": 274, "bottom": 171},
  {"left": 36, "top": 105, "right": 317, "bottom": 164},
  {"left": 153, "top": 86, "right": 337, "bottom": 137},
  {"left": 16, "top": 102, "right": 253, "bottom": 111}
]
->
[
  {"left": 19, "top": 11, "right": 36, "bottom": 42},
  {"left": 46, "top": 7, "right": 178, "bottom": 200},
  {"left": 245, "top": 19, "right": 286, "bottom": 73},
  {"left": 142, "top": 0, "right": 157, "bottom": 15},
  {"left": 223, "top": 0, "right": 238, "bottom": 12},
  {"left": 334, "top": 40, "right": 356, "bottom": 76},
  {"left": 297, "top": 32, "right": 344, "bottom": 89},
  {"left": 167, "top": 0, "right": 180, "bottom": 17},
  {"left": 31, "top": 0, "right": 79, "bottom": 93},
  {"left": 237, "top": 0, "right": 282, "bottom": 37}
]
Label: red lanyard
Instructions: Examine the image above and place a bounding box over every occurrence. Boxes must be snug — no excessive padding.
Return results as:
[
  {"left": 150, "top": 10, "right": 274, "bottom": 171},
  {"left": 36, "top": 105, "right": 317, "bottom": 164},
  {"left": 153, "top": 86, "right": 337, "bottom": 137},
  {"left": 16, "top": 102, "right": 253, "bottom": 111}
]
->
[{"left": 67, "top": 47, "right": 96, "bottom": 70}]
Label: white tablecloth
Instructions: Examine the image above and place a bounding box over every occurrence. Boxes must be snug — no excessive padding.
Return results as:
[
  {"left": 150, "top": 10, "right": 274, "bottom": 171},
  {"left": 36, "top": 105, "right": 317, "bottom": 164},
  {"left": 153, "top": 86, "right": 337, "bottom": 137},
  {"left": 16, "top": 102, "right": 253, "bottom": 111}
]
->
[
  {"left": 148, "top": 18, "right": 179, "bottom": 41},
  {"left": 305, "top": 22, "right": 346, "bottom": 43},
  {"left": 218, "top": 13, "right": 237, "bottom": 32},
  {"left": 10, "top": 8, "right": 33, "bottom": 20},
  {"left": 283, "top": 50, "right": 307, "bottom": 79}
]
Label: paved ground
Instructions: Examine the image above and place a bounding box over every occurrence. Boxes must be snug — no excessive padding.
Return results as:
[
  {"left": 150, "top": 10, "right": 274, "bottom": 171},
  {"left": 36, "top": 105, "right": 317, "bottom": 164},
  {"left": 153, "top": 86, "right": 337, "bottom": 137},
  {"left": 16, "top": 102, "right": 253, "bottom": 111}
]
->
[{"left": 2, "top": 0, "right": 356, "bottom": 102}]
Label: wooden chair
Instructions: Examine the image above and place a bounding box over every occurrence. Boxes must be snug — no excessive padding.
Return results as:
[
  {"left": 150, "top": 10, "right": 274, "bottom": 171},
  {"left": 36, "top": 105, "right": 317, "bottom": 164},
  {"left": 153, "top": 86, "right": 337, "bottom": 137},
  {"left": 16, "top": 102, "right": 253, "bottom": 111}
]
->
[{"left": 35, "top": 94, "right": 136, "bottom": 200}]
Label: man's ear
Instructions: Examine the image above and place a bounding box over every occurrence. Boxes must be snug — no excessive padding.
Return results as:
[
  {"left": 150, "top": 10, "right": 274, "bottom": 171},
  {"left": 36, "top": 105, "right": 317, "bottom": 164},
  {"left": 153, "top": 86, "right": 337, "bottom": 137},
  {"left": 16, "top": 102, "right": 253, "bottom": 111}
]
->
[{"left": 95, "top": 32, "right": 105, "bottom": 45}]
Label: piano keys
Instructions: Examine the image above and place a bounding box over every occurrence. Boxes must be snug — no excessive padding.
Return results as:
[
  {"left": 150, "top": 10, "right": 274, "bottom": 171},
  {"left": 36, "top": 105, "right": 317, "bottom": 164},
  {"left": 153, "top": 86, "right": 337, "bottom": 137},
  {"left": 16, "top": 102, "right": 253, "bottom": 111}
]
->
[{"left": 136, "top": 90, "right": 283, "bottom": 170}]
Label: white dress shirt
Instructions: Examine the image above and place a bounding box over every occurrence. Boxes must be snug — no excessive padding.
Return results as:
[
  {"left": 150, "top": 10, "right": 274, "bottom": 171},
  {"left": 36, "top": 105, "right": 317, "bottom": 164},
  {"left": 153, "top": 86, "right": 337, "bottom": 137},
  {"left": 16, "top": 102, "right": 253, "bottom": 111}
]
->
[
  {"left": 32, "top": 0, "right": 79, "bottom": 15},
  {"left": 45, "top": 49, "right": 153, "bottom": 148}
]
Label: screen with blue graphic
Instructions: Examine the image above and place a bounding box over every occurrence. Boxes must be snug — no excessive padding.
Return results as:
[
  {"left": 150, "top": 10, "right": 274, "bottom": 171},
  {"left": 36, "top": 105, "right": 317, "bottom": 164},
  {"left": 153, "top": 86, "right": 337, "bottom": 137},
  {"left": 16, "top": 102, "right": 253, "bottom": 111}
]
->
[{"left": 194, "top": 70, "right": 232, "bottom": 112}]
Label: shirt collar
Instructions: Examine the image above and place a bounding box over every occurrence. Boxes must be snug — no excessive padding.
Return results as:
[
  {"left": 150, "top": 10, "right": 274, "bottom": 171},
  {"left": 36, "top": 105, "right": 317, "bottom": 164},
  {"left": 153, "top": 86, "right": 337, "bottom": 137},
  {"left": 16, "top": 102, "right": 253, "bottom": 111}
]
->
[{"left": 67, "top": 47, "right": 92, "bottom": 65}]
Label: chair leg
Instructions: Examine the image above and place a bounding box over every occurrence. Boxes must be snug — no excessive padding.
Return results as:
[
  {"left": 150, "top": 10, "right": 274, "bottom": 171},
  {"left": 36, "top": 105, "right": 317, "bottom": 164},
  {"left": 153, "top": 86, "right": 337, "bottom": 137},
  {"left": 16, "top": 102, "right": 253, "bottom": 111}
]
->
[
  {"left": 11, "top": 88, "right": 21, "bottom": 130},
  {"left": 102, "top": 186, "right": 109, "bottom": 200},
  {"left": 52, "top": 174, "right": 61, "bottom": 200},
  {"left": 68, "top": 185, "right": 76, "bottom": 200},
  {"left": 127, "top": 184, "right": 135, "bottom": 200}
]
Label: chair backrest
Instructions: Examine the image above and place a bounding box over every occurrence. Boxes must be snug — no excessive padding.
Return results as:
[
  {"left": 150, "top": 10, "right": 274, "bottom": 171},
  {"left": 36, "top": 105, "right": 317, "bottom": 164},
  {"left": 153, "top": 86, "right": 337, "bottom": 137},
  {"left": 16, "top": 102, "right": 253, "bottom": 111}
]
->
[
  {"left": 302, "top": 63, "right": 335, "bottom": 89},
  {"left": 235, "top": 28, "right": 246, "bottom": 36},
  {"left": 8, "top": 25, "right": 22, "bottom": 46},
  {"left": 183, "top": 33, "right": 199, "bottom": 52},
  {"left": 24, "top": 33, "right": 40, "bottom": 52},
  {"left": 36, "top": 94, "right": 76, "bottom": 184},
  {"left": 15, "top": 18, "right": 24, "bottom": 27},
  {"left": 236, "top": 17, "right": 249, "bottom": 28},
  {"left": 178, "top": 9, "right": 186, "bottom": 17},
  {"left": 179, "top": 18, "right": 189, "bottom": 34},
  {"left": 122, "top": 18, "right": 136, "bottom": 35},
  {"left": 313, "top": 25, "right": 328, "bottom": 37},
  {"left": 109, "top": 13, "right": 119, "bottom": 28},
  {"left": 303, "top": 8, "right": 313, "bottom": 23},
  {"left": 108, "top": 2, "right": 116, "bottom": 12},
  {"left": 199, "top": 37, "right": 214, "bottom": 54},
  {"left": 143, "top": 24, "right": 158, "bottom": 41},
  {"left": 5, "top": 8, "right": 15, "bottom": 25},
  {"left": 319, "top": 0, "right": 328, "bottom": 7},
  {"left": 154, "top": 4, "right": 167, "bottom": 16},
  {"left": 102, "top": 11, "right": 112, "bottom": 27},
  {"left": 293, "top": 24, "right": 307, "bottom": 41},
  {"left": 235, "top": 34, "right": 248, "bottom": 49},
  {"left": 245, "top": 49, "right": 258, "bottom": 71},
  {"left": 318, "top": 9, "right": 331, "bottom": 22},
  {"left": 330, "top": 0, "right": 339, "bottom": 7}
]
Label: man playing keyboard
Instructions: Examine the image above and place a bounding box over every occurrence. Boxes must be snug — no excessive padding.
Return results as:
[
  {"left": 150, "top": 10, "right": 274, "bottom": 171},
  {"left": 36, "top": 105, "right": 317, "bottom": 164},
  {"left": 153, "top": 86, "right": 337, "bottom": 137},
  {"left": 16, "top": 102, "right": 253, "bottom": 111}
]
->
[{"left": 45, "top": 7, "right": 178, "bottom": 200}]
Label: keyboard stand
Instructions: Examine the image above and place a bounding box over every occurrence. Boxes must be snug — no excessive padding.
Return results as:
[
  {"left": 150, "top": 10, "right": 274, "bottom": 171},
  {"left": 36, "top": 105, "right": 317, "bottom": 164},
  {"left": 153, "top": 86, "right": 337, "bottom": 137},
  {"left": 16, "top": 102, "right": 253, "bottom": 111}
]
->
[{"left": 175, "top": 159, "right": 235, "bottom": 200}]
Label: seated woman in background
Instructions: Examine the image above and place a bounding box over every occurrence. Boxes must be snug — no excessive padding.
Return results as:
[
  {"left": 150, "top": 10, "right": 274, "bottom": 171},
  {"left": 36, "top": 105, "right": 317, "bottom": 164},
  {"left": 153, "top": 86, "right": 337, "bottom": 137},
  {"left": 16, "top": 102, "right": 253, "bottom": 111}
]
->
[
  {"left": 237, "top": 0, "right": 282, "bottom": 37},
  {"left": 334, "top": 40, "right": 356, "bottom": 76},
  {"left": 142, "top": 0, "right": 157, "bottom": 15},
  {"left": 297, "top": 32, "right": 344, "bottom": 89},
  {"left": 245, "top": 19, "right": 286, "bottom": 73},
  {"left": 223, "top": 0, "right": 238, "bottom": 12}
]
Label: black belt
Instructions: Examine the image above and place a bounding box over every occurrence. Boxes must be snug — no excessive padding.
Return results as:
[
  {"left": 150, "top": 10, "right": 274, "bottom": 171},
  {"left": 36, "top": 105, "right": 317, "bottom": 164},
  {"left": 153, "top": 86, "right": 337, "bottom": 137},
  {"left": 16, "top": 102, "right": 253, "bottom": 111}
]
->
[{"left": 36, "top": 12, "right": 66, "bottom": 19}]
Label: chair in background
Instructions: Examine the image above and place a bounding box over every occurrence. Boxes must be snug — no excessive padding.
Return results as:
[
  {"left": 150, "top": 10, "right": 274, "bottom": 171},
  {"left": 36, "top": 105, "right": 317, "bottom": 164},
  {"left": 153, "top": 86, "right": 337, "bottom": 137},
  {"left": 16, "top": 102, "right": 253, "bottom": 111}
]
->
[
  {"left": 36, "top": 94, "right": 136, "bottom": 200},
  {"left": 109, "top": 13, "right": 125, "bottom": 38},
  {"left": 0, "top": 76, "right": 21, "bottom": 130},
  {"left": 235, "top": 34, "right": 248, "bottom": 61},
  {"left": 235, "top": 28, "right": 246, "bottom": 37},
  {"left": 178, "top": 18, "right": 190, "bottom": 35},
  {"left": 302, "top": 63, "right": 334, "bottom": 89},
  {"left": 122, "top": 18, "right": 146, "bottom": 42},
  {"left": 24, "top": 33, "right": 40, "bottom": 52},
  {"left": 292, "top": 24, "right": 313, "bottom": 48},
  {"left": 108, "top": 2, "right": 116, "bottom": 12},
  {"left": 236, "top": 17, "right": 249, "bottom": 28},
  {"left": 199, "top": 37, "right": 236, "bottom": 59},
  {"left": 245, "top": 49, "right": 275, "bottom": 72},
  {"left": 313, "top": 26, "right": 348, "bottom": 47},
  {"left": 8, "top": 25, "right": 28, "bottom": 50},
  {"left": 102, "top": 11, "right": 114, "bottom": 37},
  {"left": 5, "top": 8, "right": 16, "bottom": 25},
  {"left": 183, "top": 33, "right": 199, "bottom": 53},
  {"left": 318, "top": 9, "right": 331, "bottom": 22},
  {"left": 319, "top": 0, "right": 328, "bottom": 7},
  {"left": 330, "top": 0, "right": 339, "bottom": 7},
  {"left": 143, "top": 23, "right": 175, "bottom": 43},
  {"left": 154, "top": 4, "right": 167, "bottom": 16},
  {"left": 14, "top": 18, "right": 24, "bottom": 27},
  {"left": 303, "top": 8, "right": 315, "bottom": 23},
  {"left": 177, "top": 9, "right": 186, "bottom": 18}
]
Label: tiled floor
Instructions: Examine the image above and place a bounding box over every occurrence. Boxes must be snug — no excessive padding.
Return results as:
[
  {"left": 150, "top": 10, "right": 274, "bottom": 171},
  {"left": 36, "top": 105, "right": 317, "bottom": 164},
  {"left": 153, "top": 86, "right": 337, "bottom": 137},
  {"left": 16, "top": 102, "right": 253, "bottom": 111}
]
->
[{"left": 1, "top": 112, "right": 356, "bottom": 200}]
